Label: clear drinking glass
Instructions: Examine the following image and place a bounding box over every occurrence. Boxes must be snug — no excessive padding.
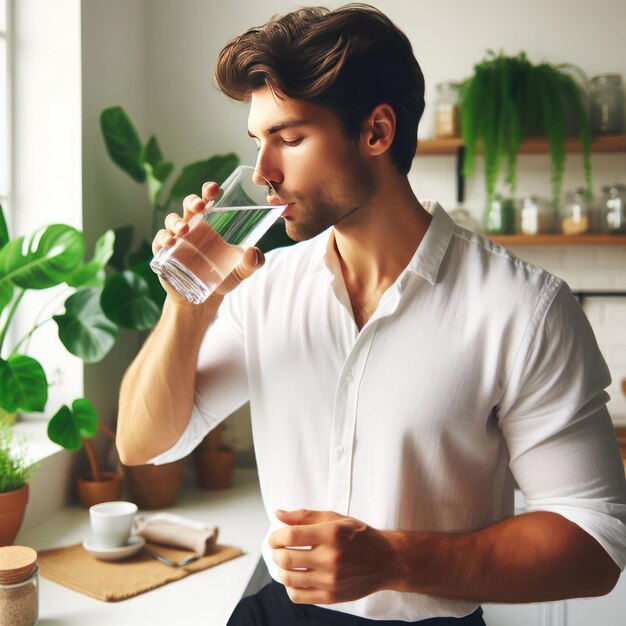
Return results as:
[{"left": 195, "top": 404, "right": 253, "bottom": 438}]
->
[{"left": 150, "top": 165, "right": 286, "bottom": 304}]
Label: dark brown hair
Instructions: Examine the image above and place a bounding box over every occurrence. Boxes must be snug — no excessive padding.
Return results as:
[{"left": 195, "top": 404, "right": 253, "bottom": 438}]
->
[{"left": 215, "top": 3, "right": 425, "bottom": 175}]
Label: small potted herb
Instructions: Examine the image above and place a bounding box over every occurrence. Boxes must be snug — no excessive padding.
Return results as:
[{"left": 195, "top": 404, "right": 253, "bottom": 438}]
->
[{"left": 0, "top": 424, "right": 37, "bottom": 545}]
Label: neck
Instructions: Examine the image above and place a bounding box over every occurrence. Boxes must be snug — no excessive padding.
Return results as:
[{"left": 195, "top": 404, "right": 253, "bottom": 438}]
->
[{"left": 332, "top": 168, "right": 432, "bottom": 293}]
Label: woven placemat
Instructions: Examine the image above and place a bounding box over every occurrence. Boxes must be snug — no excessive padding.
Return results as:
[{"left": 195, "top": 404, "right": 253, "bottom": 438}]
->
[{"left": 38, "top": 542, "right": 244, "bottom": 602}]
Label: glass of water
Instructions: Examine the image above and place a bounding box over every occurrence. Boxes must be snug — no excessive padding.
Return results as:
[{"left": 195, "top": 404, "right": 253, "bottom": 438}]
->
[{"left": 150, "top": 165, "right": 286, "bottom": 304}]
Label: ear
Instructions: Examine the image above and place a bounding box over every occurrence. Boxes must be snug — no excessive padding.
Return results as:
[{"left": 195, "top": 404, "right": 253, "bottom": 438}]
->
[{"left": 360, "top": 103, "right": 396, "bottom": 157}]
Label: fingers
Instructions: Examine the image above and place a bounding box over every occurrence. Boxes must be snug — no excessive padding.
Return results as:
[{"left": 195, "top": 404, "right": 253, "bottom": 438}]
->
[
  {"left": 214, "top": 247, "right": 266, "bottom": 296},
  {"left": 151, "top": 181, "right": 219, "bottom": 254}
]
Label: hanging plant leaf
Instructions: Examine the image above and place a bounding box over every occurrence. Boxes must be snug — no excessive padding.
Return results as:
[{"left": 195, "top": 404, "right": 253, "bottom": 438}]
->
[
  {"left": 101, "top": 270, "right": 161, "bottom": 330},
  {"left": 53, "top": 288, "right": 119, "bottom": 363},
  {"left": 66, "top": 229, "right": 116, "bottom": 288},
  {"left": 100, "top": 106, "right": 146, "bottom": 183},
  {"left": 0, "top": 354, "right": 48, "bottom": 413},
  {"left": 168, "top": 154, "right": 239, "bottom": 203},
  {"left": 460, "top": 50, "right": 592, "bottom": 208},
  {"left": 47, "top": 398, "right": 98, "bottom": 452},
  {"left": 0, "top": 224, "right": 84, "bottom": 290}
]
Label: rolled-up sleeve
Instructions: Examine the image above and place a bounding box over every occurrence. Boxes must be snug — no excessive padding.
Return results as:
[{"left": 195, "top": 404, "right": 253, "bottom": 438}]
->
[
  {"left": 147, "top": 291, "right": 249, "bottom": 465},
  {"left": 499, "top": 280, "right": 626, "bottom": 570}
]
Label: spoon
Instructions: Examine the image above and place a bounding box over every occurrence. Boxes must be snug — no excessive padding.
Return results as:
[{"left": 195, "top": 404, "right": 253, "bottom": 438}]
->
[{"left": 143, "top": 547, "right": 201, "bottom": 568}]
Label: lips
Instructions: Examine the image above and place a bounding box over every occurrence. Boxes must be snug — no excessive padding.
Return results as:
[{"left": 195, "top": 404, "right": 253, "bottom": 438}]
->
[{"left": 281, "top": 203, "right": 294, "bottom": 217}]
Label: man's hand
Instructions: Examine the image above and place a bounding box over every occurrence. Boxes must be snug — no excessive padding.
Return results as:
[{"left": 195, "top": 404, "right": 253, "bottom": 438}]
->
[
  {"left": 269, "top": 509, "right": 399, "bottom": 605},
  {"left": 152, "top": 181, "right": 265, "bottom": 304}
]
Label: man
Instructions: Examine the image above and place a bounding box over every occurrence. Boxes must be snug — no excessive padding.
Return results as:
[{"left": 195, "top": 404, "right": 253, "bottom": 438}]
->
[{"left": 116, "top": 4, "right": 626, "bottom": 625}]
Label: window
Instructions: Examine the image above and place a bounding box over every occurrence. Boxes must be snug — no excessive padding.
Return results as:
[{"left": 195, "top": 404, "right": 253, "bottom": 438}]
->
[{"left": 0, "top": 0, "right": 10, "bottom": 214}]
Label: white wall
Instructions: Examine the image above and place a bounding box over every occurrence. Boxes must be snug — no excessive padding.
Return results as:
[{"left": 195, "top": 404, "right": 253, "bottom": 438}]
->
[
  {"left": 12, "top": 0, "right": 83, "bottom": 418},
  {"left": 81, "top": 0, "right": 148, "bottom": 436},
  {"left": 79, "top": 0, "right": 626, "bottom": 454}
]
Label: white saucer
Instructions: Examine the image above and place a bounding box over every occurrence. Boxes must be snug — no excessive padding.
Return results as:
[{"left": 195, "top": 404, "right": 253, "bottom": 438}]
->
[{"left": 82, "top": 535, "right": 146, "bottom": 561}]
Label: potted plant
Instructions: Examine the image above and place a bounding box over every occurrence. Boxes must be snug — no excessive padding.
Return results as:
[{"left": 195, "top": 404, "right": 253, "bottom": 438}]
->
[
  {"left": 459, "top": 50, "right": 593, "bottom": 213},
  {"left": 0, "top": 424, "right": 37, "bottom": 545},
  {"left": 47, "top": 398, "right": 122, "bottom": 508},
  {"left": 193, "top": 423, "right": 236, "bottom": 490},
  {"left": 0, "top": 202, "right": 129, "bottom": 505}
]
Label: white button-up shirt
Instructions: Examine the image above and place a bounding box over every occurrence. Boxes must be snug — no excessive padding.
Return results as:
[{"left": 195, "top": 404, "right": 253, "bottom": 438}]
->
[{"left": 150, "top": 202, "right": 626, "bottom": 621}]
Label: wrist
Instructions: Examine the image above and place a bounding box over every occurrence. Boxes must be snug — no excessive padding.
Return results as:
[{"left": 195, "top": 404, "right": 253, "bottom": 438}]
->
[
  {"left": 379, "top": 530, "right": 418, "bottom": 593},
  {"left": 162, "top": 292, "right": 224, "bottom": 332}
]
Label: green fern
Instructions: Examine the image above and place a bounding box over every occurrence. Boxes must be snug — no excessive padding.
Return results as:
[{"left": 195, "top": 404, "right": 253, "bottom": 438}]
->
[{"left": 459, "top": 50, "right": 592, "bottom": 209}]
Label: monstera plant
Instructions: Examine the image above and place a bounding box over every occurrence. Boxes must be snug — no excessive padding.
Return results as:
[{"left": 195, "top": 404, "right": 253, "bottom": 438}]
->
[{"left": 0, "top": 202, "right": 123, "bottom": 504}]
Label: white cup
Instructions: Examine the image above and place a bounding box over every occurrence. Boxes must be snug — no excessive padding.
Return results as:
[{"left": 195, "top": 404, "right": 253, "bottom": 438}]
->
[{"left": 89, "top": 501, "right": 138, "bottom": 548}]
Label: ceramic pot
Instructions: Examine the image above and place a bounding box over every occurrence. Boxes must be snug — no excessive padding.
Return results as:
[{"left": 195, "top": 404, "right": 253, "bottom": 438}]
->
[
  {"left": 194, "top": 447, "right": 235, "bottom": 490},
  {"left": 0, "top": 484, "right": 29, "bottom": 546},
  {"left": 122, "top": 458, "right": 186, "bottom": 509},
  {"left": 76, "top": 471, "right": 123, "bottom": 508}
]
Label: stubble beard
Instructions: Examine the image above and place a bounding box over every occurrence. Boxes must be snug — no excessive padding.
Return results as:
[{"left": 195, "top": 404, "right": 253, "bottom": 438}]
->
[{"left": 283, "top": 166, "right": 375, "bottom": 242}]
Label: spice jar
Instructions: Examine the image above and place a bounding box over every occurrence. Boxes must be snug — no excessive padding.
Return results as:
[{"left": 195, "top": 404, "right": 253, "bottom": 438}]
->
[
  {"left": 600, "top": 184, "right": 626, "bottom": 234},
  {"left": 434, "top": 82, "right": 461, "bottom": 138},
  {"left": 483, "top": 196, "right": 516, "bottom": 234},
  {"left": 0, "top": 546, "right": 38, "bottom": 626},
  {"left": 589, "top": 74, "right": 625, "bottom": 135},
  {"left": 561, "top": 189, "right": 591, "bottom": 235},
  {"left": 520, "top": 196, "right": 554, "bottom": 235}
]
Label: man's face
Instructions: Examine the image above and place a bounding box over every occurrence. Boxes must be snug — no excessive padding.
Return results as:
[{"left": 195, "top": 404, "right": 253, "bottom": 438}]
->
[{"left": 247, "top": 86, "right": 375, "bottom": 241}]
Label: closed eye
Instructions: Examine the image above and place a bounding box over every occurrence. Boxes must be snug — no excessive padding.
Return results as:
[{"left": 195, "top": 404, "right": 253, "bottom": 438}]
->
[{"left": 282, "top": 138, "right": 303, "bottom": 147}]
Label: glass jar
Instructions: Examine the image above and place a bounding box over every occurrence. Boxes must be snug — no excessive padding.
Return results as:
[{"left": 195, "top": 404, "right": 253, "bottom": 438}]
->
[
  {"left": 561, "top": 189, "right": 591, "bottom": 235},
  {"left": 434, "top": 82, "right": 461, "bottom": 138},
  {"left": 589, "top": 74, "right": 625, "bottom": 135},
  {"left": 0, "top": 546, "right": 39, "bottom": 626},
  {"left": 520, "top": 196, "right": 554, "bottom": 235},
  {"left": 483, "top": 196, "right": 516, "bottom": 234},
  {"left": 600, "top": 184, "right": 626, "bottom": 233}
]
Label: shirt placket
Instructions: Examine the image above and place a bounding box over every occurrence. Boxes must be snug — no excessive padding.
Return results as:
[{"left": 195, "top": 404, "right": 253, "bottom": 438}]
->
[{"left": 327, "top": 321, "right": 378, "bottom": 514}]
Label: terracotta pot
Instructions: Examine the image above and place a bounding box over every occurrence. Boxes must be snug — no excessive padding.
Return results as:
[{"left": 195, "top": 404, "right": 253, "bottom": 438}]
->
[
  {"left": 0, "top": 484, "right": 29, "bottom": 546},
  {"left": 194, "top": 447, "right": 235, "bottom": 490},
  {"left": 76, "top": 471, "right": 123, "bottom": 508},
  {"left": 122, "top": 458, "right": 186, "bottom": 510}
]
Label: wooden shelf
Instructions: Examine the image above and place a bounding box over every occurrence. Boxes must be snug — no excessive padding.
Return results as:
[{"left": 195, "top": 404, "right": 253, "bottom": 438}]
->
[
  {"left": 416, "top": 134, "right": 626, "bottom": 156},
  {"left": 486, "top": 234, "right": 626, "bottom": 246}
]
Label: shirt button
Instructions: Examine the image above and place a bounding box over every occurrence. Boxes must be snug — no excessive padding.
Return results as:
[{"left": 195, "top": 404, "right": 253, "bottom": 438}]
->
[
  {"left": 336, "top": 443, "right": 344, "bottom": 455},
  {"left": 294, "top": 607, "right": 306, "bottom": 619},
  {"left": 346, "top": 374, "right": 353, "bottom": 382}
]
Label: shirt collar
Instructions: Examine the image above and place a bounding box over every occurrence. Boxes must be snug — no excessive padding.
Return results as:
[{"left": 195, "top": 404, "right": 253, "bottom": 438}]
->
[{"left": 311, "top": 200, "right": 456, "bottom": 286}]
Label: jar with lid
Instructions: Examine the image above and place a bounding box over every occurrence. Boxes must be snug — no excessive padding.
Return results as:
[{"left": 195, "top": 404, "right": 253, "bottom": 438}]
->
[
  {"left": 483, "top": 196, "right": 516, "bottom": 234},
  {"left": 520, "top": 196, "right": 554, "bottom": 235},
  {"left": 600, "top": 184, "right": 626, "bottom": 233},
  {"left": 0, "top": 546, "right": 38, "bottom": 626},
  {"left": 560, "top": 189, "right": 591, "bottom": 235},
  {"left": 434, "top": 81, "right": 461, "bottom": 139},
  {"left": 589, "top": 74, "right": 625, "bottom": 135}
]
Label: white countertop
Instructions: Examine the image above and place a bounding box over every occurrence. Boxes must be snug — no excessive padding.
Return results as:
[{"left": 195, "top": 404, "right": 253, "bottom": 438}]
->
[{"left": 16, "top": 468, "right": 269, "bottom": 626}]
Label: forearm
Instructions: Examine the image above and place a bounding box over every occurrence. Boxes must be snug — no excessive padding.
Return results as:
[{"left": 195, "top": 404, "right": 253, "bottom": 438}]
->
[
  {"left": 116, "top": 294, "right": 223, "bottom": 465},
  {"left": 384, "top": 511, "right": 620, "bottom": 602}
]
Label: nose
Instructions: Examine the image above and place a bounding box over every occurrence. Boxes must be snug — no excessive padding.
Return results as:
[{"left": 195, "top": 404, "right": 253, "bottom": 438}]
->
[{"left": 253, "top": 146, "right": 283, "bottom": 190}]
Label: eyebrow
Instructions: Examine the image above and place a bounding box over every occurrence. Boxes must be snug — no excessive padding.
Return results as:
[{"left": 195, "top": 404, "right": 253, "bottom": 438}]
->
[{"left": 247, "top": 118, "right": 311, "bottom": 139}]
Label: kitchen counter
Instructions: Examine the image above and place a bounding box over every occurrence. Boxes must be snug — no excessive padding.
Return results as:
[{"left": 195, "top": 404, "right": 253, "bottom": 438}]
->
[{"left": 16, "top": 468, "right": 269, "bottom": 626}]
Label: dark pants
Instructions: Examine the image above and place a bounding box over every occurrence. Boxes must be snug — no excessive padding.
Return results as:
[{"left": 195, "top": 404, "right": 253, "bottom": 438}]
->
[{"left": 227, "top": 581, "right": 486, "bottom": 625}]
